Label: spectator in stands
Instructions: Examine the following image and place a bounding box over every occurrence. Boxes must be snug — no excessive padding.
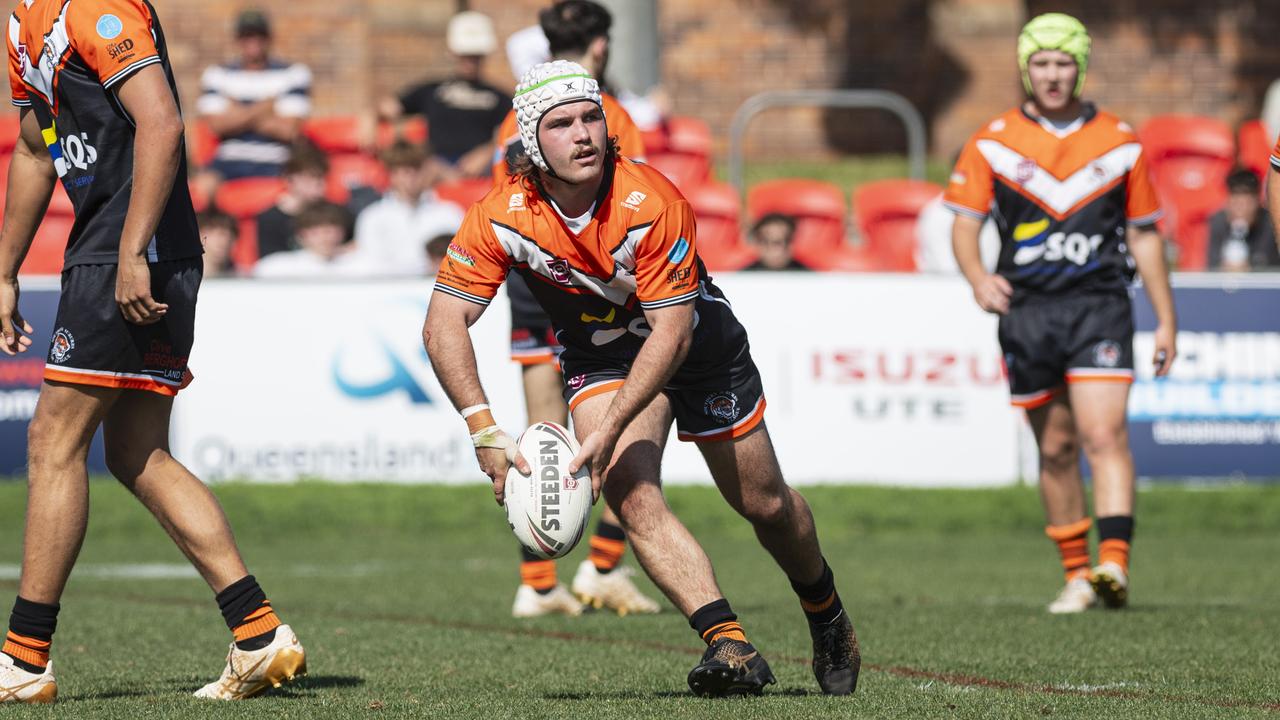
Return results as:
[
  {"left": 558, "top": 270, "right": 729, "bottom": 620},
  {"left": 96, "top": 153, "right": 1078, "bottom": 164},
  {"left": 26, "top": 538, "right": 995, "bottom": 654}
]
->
[
  {"left": 742, "top": 214, "right": 810, "bottom": 271},
  {"left": 377, "top": 12, "right": 507, "bottom": 180},
  {"left": 254, "top": 201, "right": 372, "bottom": 278},
  {"left": 254, "top": 143, "right": 330, "bottom": 259},
  {"left": 197, "top": 209, "right": 240, "bottom": 278},
  {"left": 1206, "top": 169, "right": 1280, "bottom": 270},
  {"left": 353, "top": 142, "right": 465, "bottom": 276},
  {"left": 425, "top": 234, "right": 453, "bottom": 276},
  {"left": 195, "top": 9, "right": 312, "bottom": 197},
  {"left": 916, "top": 190, "right": 1000, "bottom": 273}
]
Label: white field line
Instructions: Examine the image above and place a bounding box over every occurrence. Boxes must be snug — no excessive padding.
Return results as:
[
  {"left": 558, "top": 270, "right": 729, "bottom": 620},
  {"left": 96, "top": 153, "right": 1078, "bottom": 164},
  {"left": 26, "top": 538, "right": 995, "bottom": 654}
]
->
[{"left": 0, "top": 562, "right": 386, "bottom": 580}]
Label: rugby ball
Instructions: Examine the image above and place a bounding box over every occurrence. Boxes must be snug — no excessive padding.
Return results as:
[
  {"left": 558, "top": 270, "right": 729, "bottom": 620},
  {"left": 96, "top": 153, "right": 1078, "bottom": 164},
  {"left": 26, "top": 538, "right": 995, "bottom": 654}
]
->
[{"left": 504, "top": 422, "right": 593, "bottom": 559}]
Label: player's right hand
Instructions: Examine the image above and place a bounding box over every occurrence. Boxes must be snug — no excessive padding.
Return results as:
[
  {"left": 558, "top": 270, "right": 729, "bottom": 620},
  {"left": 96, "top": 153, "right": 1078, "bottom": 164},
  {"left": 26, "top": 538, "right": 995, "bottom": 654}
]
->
[
  {"left": 972, "top": 273, "right": 1013, "bottom": 315},
  {"left": 0, "top": 279, "right": 34, "bottom": 356},
  {"left": 473, "top": 428, "right": 530, "bottom": 506}
]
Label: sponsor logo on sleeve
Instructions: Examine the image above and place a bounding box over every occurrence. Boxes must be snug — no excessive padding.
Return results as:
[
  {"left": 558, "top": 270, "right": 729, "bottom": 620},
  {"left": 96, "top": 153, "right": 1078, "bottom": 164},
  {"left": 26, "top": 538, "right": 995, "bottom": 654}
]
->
[
  {"left": 667, "top": 237, "right": 690, "bottom": 264},
  {"left": 445, "top": 243, "right": 476, "bottom": 267},
  {"left": 95, "top": 14, "right": 124, "bottom": 40},
  {"left": 106, "top": 38, "right": 135, "bottom": 62}
]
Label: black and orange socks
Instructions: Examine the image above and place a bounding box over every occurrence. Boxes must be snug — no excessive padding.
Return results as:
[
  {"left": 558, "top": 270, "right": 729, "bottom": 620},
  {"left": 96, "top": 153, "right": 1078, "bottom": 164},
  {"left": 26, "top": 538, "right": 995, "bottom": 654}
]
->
[
  {"left": 588, "top": 520, "right": 626, "bottom": 574},
  {"left": 791, "top": 559, "right": 845, "bottom": 625},
  {"left": 518, "top": 548, "right": 558, "bottom": 595},
  {"left": 1046, "top": 518, "right": 1093, "bottom": 581},
  {"left": 3, "top": 597, "right": 58, "bottom": 673},
  {"left": 216, "top": 575, "right": 281, "bottom": 651},
  {"left": 1097, "top": 515, "right": 1134, "bottom": 572},
  {"left": 690, "top": 598, "right": 748, "bottom": 645}
]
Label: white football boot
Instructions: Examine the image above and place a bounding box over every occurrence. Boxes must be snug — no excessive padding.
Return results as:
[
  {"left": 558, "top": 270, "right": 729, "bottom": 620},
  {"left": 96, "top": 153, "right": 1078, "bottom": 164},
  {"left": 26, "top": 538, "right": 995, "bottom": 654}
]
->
[
  {"left": 1091, "top": 561, "right": 1129, "bottom": 609},
  {"left": 571, "top": 560, "right": 660, "bottom": 616},
  {"left": 0, "top": 655, "right": 56, "bottom": 704},
  {"left": 194, "top": 624, "right": 306, "bottom": 700},
  {"left": 1048, "top": 575, "right": 1098, "bottom": 614},
  {"left": 512, "top": 584, "right": 584, "bottom": 618}
]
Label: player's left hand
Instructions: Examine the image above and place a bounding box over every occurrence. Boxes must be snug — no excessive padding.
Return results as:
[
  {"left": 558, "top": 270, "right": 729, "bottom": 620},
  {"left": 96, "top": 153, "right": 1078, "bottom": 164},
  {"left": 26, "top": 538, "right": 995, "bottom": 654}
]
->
[
  {"left": 1152, "top": 322, "right": 1177, "bottom": 377},
  {"left": 115, "top": 257, "right": 168, "bottom": 325},
  {"left": 569, "top": 430, "right": 617, "bottom": 503}
]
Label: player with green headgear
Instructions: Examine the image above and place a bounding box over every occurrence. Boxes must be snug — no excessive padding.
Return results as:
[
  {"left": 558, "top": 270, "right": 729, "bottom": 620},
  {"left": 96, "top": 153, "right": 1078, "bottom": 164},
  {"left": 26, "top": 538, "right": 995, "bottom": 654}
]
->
[{"left": 945, "top": 13, "right": 1178, "bottom": 615}]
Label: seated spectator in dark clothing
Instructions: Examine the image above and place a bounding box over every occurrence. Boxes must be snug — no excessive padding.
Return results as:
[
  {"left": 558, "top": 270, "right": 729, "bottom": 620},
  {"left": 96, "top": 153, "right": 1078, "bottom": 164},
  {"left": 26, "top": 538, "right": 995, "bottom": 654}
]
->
[
  {"left": 197, "top": 209, "right": 240, "bottom": 278},
  {"left": 742, "top": 213, "right": 811, "bottom": 271},
  {"left": 376, "top": 11, "right": 507, "bottom": 180},
  {"left": 254, "top": 144, "right": 330, "bottom": 259},
  {"left": 254, "top": 201, "right": 373, "bottom": 278},
  {"left": 1207, "top": 169, "right": 1280, "bottom": 270}
]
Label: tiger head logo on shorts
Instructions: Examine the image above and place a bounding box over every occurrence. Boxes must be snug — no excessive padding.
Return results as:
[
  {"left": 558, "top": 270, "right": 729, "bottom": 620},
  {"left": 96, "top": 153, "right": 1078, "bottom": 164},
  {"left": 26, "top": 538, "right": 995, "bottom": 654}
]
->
[
  {"left": 1092, "top": 340, "right": 1121, "bottom": 368},
  {"left": 50, "top": 328, "right": 75, "bottom": 363},
  {"left": 703, "top": 392, "right": 740, "bottom": 424}
]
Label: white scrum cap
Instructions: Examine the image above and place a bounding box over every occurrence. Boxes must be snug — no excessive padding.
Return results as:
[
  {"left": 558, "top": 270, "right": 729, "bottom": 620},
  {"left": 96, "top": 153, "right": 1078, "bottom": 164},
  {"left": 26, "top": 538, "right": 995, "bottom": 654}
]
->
[{"left": 513, "top": 60, "right": 604, "bottom": 172}]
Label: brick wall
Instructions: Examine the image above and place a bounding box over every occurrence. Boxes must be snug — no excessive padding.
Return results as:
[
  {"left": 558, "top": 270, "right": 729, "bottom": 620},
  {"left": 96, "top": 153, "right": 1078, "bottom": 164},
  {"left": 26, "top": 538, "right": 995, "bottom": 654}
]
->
[{"left": 8, "top": 0, "right": 1280, "bottom": 163}]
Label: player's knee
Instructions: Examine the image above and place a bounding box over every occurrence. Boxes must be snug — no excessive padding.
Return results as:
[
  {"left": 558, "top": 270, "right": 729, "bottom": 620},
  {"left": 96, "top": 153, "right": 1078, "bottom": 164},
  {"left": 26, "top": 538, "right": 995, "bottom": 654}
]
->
[
  {"left": 1037, "top": 432, "right": 1078, "bottom": 473},
  {"left": 741, "top": 490, "right": 791, "bottom": 529},
  {"left": 1078, "top": 425, "right": 1128, "bottom": 458}
]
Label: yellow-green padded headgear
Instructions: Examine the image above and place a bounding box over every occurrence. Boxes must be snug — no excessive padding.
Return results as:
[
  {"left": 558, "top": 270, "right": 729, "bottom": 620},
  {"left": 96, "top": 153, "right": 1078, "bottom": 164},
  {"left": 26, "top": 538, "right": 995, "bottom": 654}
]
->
[{"left": 1018, "top": 13, "right": 1090, "bottom": 98}]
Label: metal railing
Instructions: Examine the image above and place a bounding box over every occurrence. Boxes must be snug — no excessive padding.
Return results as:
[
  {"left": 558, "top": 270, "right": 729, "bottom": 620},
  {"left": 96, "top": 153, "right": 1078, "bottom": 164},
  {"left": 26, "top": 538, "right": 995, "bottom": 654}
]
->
[{"left": 726, "top": 89, "right": 929, "bottom": 199}]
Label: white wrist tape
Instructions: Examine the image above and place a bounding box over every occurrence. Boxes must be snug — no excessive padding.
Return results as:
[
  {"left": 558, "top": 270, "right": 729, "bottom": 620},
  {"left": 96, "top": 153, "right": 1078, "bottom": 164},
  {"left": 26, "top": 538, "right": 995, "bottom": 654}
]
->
[
  {"left": 460, "top": 403, "right": 490, "bottom": 419},
  {"left": 470, "top": 425, "right": 517, "bottom": 462}
]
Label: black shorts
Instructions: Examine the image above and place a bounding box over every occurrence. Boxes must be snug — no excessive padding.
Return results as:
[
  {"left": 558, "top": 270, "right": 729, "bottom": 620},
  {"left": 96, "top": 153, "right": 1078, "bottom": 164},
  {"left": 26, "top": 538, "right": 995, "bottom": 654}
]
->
[
  {"left": 511, "top": 323, "right": 563, "bottom": 366},
  {"left": 561, "top": 343, "right": 767, "bottom": 443},
  {"left": 44, "top": 258, "right": 202, "bottom": 396},
  {"left": 998, "top": 291, "right": 1134, "bottom": 409}
]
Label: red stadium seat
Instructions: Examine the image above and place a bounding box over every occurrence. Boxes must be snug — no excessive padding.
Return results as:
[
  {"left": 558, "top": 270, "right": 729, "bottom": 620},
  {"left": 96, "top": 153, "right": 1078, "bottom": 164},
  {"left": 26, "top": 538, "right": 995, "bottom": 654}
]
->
[
  {"left": 665, "top": 116, "right": 713, "bottom": 157},
  {"left": 0, "top": 114, "right": 20, "bottom": 154},
  {"left": 747, "top": 179, "right": 846, "bottom": 267},
  {"left": 1138, "top": 115, "right": 1233, "bottom": 233},
  {"left": 1237, "top": 119, "right": 1273, "bottom": 185},
  {"left": 20, "top": 215, "right": 73, "bottom": 275},
  {"left": 852, "top": 179, "right": 942, "bottom": 272},
  {"left": 809, "top": 244, "right": 880, "bottom": 272},
  {"left": 305, "top": 116, "right": 429, "bottom": 154},
  {"left": 326, "top": 153, "right": 388, "bottom": 203},
  {"left": 214, "top": 177, "right": 287, "bottom": 219},
  {"left": 646, "top": 153, "right": 710, "bottom": 192},
  {"left": 435, "top": 178, "right": 490, "bottom": 209},
  {"left": 685, "top": 181, "right": 752, "bottom": 270},
  {"left": 46, "top": 183, "right": 74, "bottom": 217},
  {"left": 232, "top": 218, "right": 259, "bottom": 271},
  {"left": 189, "top": 119, "right": 220, "bottom": 168}
]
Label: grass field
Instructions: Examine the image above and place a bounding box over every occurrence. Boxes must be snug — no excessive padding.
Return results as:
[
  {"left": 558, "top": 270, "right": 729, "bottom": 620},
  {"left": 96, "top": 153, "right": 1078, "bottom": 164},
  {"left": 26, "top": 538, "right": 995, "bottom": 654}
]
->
[{"left": 0, "top": 480, "right": 1277, "bottom": 718}]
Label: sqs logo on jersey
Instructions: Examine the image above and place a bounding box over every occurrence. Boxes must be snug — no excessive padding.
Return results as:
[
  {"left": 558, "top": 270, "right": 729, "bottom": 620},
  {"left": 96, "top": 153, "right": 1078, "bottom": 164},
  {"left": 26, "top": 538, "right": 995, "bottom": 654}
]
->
[
  {"left": 95, "top": 14, "right": 123, "bottom": 40},
  {"left": 668, "top": 237, "right": 690, "bottom": 264}
]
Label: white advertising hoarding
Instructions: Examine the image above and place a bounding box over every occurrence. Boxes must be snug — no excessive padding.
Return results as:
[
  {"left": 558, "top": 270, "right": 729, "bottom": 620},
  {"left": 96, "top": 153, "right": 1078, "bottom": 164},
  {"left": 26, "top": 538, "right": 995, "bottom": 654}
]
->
[{"left": 172, "top": 275, "right": 1024, "bottom": 486}]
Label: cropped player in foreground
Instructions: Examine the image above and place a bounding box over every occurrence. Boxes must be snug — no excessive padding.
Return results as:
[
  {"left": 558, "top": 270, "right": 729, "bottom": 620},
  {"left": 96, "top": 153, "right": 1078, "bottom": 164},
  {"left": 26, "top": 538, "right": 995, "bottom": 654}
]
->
[
  {"left": 425, "top": 60, "right": 860, "bottom": 697},
  {"left": 494, "top": 0, "right": 657, "bottom": 620},
  {"left": 946, "top": 13, "right": 1177, "bottom": 614},
  {"left": 0, "top": 0, "right": 303, "bottom": 702},
  {"left": 1269, "top": 135, "right": 1280, "bottom": 241}
]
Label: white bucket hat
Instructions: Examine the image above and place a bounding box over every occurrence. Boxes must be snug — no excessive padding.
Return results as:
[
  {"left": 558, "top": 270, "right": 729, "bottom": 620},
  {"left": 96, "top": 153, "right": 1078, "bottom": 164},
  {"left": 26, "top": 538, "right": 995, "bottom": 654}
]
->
[{"left": 513, "top": 60, "right": 604, "bottom": 173}]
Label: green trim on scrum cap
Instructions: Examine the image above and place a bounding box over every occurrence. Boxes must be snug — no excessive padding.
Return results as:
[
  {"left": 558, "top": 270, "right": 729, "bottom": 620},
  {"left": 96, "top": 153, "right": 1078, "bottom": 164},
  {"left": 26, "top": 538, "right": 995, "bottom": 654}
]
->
[
  {"left": 1018, "top": 12, "right": 1090, "bottom": 98},
  {"left": 515, "top": 73, "right": 592, "bottom": 96}
]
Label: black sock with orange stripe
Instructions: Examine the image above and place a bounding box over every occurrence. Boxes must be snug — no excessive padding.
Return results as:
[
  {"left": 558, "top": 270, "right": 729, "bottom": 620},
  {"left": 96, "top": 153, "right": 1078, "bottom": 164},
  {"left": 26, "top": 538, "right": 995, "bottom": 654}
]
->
[
  {"left": 791, "top": 559, "right": 844, "bottom": 625},
  {"left": 519, "top": 547, "right": 558, "bottom": 595},
  {"left": 216, "top": 575, "right": 281, "bottom": 651},
  {"left": 588, "top": 520, "right": 627, "bottom": 574},
  {"left": 690, "top": 599, "right": 749, "bottom": 645},
  {"left": 4, "top": 596, "right": 58, "bottom": 673}
]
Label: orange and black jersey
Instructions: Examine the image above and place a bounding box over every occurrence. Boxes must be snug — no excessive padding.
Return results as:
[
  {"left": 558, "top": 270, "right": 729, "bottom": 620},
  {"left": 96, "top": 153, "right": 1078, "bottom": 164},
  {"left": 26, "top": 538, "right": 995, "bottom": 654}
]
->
[
  {"left": 945, "top": 103, "right": 1161, "bottom": 300},
  {"left": 490, "top": 92, "right": 646, "bottom": 186},
  {"left": 1271, "top": 134, "right": 1280, "bottom": 173},
  {"left": 437, "top": 155, "right": 748, "bottom": 371},
  {"left": 7, "top": 0, "right": 200, "bottom": 267}
]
